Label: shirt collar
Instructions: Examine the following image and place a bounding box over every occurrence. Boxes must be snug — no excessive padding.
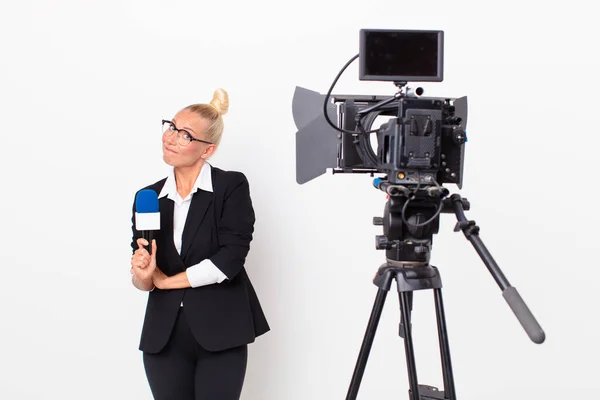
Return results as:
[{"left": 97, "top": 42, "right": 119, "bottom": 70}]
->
[{"left": 158, "top": 162, "right": 213, "bottom": 200}]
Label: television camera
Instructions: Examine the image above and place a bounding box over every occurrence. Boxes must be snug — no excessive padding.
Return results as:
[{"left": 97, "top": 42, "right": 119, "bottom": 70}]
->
[{"left": 292, "top": 29, "right": 545, "bottom": 400}]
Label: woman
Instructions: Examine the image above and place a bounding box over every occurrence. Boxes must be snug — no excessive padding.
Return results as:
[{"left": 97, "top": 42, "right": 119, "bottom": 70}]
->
[{"left": 129, "top": 88, "right": 270, "bottom": 400}]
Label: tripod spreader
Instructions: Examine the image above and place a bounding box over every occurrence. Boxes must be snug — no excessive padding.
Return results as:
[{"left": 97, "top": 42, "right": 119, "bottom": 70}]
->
[{"left": 446, "top": 193, "right": 546, "bottom": 344}]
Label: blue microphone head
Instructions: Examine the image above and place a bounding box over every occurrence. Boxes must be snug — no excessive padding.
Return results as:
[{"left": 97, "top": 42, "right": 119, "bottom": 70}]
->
[{"left": 136, "top": 189, "right": 159, "bottom": 213}]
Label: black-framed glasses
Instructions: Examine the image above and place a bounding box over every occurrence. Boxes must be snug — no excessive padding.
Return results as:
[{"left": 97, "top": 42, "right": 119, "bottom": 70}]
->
[{"left": 162, "top": 120, "right": 213, "bottom": 146}]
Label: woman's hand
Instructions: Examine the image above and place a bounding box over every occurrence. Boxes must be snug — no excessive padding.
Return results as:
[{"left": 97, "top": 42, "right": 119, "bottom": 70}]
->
[
  {"left": 131, "top": 238, "right": 157, "bottom": 283},
  {"left": 152, "top": 267, "right": 170, "bottom": 290}
]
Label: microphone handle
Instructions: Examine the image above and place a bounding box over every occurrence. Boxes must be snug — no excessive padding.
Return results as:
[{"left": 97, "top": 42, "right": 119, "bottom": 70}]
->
[{"left": 142, "top": 231, "right": 154, "bottom": 255}]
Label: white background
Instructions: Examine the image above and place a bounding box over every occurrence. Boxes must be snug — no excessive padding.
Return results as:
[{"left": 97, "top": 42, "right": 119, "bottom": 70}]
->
[{"left": 1, "top": 1, "right": 598, "bottom": 399}]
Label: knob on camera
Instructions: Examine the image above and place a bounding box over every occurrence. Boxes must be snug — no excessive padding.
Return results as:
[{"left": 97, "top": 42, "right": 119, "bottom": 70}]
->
[{"left": 452, "top": 129, "right": 467, "bottom": 144}]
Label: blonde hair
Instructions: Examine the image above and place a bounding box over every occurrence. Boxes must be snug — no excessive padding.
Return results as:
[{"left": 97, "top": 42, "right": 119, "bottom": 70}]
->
[{"left": 184, "top": 88, "right": 229, "bottom": 146}]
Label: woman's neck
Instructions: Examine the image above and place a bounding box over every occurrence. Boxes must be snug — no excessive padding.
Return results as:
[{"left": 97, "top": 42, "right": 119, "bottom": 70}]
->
[{"left": 174, "top": 161, "right": 204, "bottom": 199}]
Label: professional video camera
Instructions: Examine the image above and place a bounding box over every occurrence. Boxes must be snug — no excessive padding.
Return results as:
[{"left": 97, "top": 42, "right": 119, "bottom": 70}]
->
[{"left": 293, "top": 29, "right": 545, "bottom": 400}]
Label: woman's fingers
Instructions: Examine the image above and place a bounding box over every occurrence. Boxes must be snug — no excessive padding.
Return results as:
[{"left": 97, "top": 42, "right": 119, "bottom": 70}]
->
[
  {"left": 132, "top": 257, "right": 150, "bottom": 269},
  {"left": 132, "top": 252, "right": 150, "bottom": 265},
  {"left": 132, "top": 238, "right": 155, "bottom": 278}
]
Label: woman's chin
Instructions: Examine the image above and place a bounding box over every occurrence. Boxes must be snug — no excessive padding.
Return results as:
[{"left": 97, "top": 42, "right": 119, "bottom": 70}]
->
[{"left": 162, "top": 154, "right": 177, "bottom": 166}]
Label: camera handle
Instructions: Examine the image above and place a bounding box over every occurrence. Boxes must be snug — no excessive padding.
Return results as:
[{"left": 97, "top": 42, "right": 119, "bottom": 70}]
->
[{"left": 447, "top": 194, "right": 545, "bottom": 344}]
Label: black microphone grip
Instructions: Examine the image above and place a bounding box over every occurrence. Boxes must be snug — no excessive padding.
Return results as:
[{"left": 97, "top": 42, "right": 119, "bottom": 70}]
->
[{"left": 142, "top": 231, "right": 154, "bottom": 255}]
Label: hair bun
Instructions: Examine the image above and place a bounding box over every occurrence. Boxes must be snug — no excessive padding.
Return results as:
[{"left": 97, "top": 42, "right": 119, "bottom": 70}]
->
[{"left": 210, "top": 88, "right": 229, "bottom": 116}]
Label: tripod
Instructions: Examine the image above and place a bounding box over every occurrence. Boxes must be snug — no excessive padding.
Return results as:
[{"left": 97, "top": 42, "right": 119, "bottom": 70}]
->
[{"left": 345, "top": 188, "right": 545, "bottom": 400}]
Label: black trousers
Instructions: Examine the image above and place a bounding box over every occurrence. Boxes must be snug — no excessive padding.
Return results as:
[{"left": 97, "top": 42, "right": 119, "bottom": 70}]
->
[{"left": 143, "top": 307, "right": 248, "bottom": 400}]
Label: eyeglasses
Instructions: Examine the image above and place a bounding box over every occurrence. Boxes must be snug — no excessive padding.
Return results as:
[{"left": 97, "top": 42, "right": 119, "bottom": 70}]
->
[{"left": 162, "top": 120, "right": 213, "bottom": 146}]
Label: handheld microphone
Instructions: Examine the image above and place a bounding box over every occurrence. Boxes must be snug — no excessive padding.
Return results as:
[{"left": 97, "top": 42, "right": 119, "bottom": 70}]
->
[{"left": 135, "top": 189, "right": 160, "bottom": 254}]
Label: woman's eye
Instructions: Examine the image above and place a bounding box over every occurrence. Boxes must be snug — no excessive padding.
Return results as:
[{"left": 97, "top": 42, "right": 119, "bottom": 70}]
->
[{"left": 183, "top": 134, "right": 191, "bottom": 140}]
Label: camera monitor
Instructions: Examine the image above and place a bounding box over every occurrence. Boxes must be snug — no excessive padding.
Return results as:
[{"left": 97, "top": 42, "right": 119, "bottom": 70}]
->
[{"left": 359, "top": 29, "right": 444, "bottom": 82}]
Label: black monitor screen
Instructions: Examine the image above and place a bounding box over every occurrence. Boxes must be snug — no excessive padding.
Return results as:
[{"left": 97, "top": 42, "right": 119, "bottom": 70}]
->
[{"left": 359, "top": 30, "right": 443, "bottom": 82}]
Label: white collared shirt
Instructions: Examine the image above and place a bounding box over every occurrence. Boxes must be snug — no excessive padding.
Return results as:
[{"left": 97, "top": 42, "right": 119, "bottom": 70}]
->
[{"left": 158, "top": 162, "right": 227, "bottom": 294}]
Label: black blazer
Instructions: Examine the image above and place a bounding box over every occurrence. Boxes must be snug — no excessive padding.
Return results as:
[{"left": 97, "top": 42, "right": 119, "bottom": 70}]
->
[{"left": 131, "top": 165, "right": 270, "bottom": 353}]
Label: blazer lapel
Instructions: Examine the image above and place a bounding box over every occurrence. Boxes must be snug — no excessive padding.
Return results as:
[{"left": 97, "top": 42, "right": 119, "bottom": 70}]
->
[
  {"left": 180, "top": 189, "right": 213, "bottom": 260},
  {"left": 159, "top": 197, "right": 186, "bottom": 273}
]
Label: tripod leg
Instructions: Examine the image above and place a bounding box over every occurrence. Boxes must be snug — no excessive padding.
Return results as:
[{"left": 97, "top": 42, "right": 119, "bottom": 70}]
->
[
  {"left": 346, "top": 288, "right": 388, "bottom": 400},
  {"left": 399, "top": 292, "right": 413, "bottom": 338},
  {"left": 399, "top": 291, "right": 420, "bottom": 400},
  {"left": 434, "top": 288, "right": 456, "bottom": 400}
]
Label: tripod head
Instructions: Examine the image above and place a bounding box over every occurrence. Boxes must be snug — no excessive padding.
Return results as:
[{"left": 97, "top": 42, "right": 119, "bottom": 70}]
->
[
  {"left": 372, "top": 178, "right": 468, "bottom": 267},
  {"left": 371, "top": 177, "right": 545, "bottom": 344}
]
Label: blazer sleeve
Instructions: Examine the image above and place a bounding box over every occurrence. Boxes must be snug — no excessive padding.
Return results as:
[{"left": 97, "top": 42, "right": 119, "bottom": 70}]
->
[{"left": 210, "top": 172, "right": 256, "bottom": 280}]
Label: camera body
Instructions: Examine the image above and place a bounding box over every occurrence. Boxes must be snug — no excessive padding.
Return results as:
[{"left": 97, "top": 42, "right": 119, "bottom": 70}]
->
[
  {"left": 335, "top": 29, "right": 467, "bottom": 189},
  {"left": 336, "top": 92, "right": 467, "bottom": 188},
  {"left": 292, "top": 28, "right": 468, "bottom": 191}
]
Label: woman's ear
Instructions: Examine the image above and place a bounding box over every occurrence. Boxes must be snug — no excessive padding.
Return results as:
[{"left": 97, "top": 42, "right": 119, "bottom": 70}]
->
[{"left": 202, "top": 145, "right": 217, "bottom": 159}]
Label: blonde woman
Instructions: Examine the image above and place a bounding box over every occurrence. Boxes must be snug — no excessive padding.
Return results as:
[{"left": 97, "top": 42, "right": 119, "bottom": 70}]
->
[{"left": 130, "top": 89, "right": 269, "bottom": 399}]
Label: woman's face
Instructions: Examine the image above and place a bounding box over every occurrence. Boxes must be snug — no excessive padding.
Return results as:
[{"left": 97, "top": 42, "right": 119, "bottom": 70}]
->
[{"left": 162, "top": 109, "right": 215, "bottom": 168}]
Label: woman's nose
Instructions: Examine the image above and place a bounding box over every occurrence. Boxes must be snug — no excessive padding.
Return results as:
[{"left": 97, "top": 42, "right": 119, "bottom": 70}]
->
[{"left": 163, "top": 132, "right": 177, "bottom": 146}]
